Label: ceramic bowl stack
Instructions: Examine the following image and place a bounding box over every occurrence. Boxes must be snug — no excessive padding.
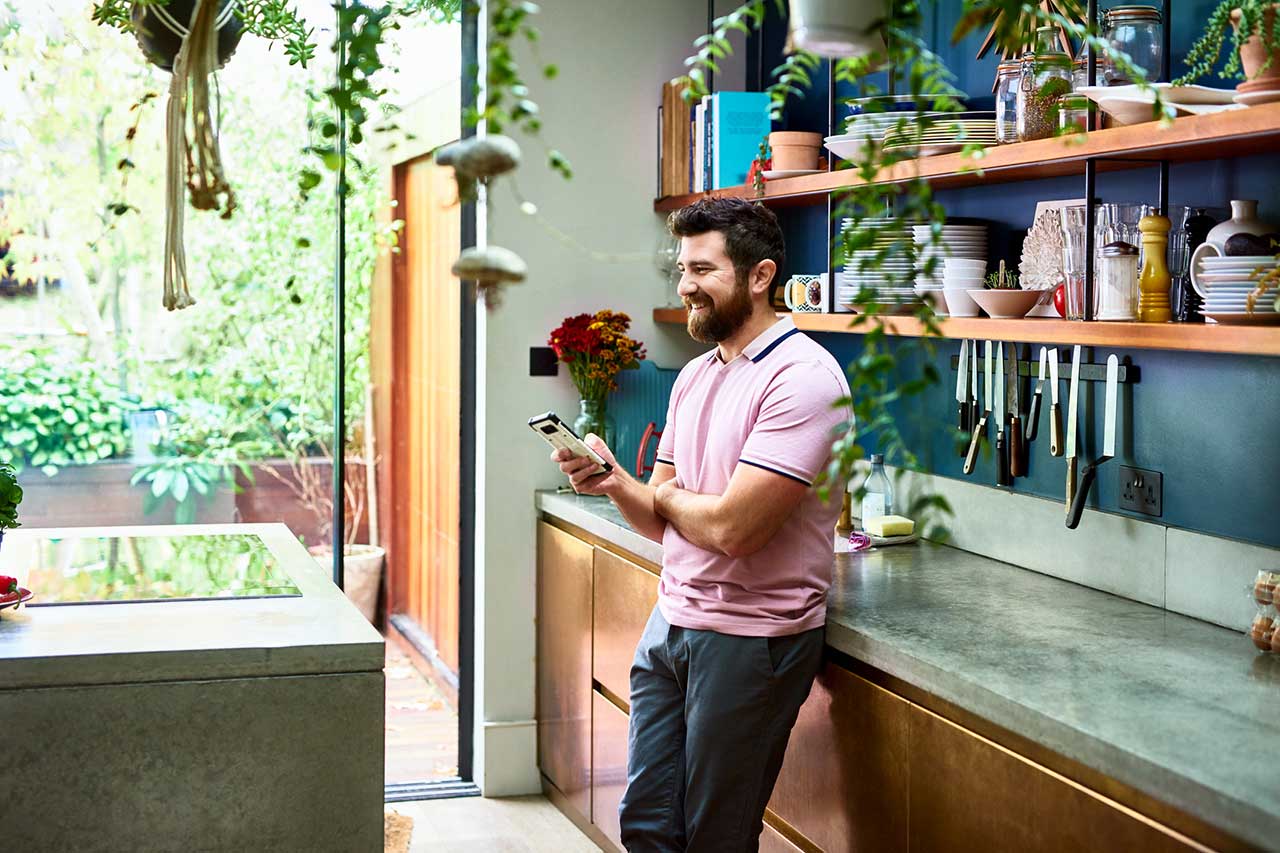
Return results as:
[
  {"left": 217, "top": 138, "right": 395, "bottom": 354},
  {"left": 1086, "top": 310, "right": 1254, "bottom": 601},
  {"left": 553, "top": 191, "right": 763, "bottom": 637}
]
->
[
  {"left": 940, "top": 258, "right": 987, "bottom": 317},
  {"left": 913, "top": 224, "right": 988, "bottom": 315},
  {"left": 838, "top": 218, "right": 922, "bottom": 313},
  {"left": 881, "top": 112, "right": 998, "bottom": 156},
  {"left": 1193, "top": 255, "right": 1280, "bottom": 325}
]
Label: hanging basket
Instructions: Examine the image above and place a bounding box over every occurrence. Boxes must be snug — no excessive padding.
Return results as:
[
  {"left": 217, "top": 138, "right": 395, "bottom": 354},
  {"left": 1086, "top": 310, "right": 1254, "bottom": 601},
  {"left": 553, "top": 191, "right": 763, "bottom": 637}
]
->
[{"left": 131, "top": 0, "right": 244, "bottom": 72}]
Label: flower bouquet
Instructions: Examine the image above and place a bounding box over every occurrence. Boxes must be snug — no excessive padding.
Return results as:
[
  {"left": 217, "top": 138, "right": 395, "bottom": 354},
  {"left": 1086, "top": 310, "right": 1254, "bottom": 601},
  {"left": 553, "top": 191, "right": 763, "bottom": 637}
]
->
[{"left": 548, "top": 310, "right": 646, "bottom": 445}]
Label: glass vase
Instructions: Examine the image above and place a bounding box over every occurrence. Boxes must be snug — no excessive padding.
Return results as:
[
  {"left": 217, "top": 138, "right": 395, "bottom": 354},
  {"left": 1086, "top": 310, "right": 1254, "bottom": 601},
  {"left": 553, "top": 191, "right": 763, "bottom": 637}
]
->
[{"left": 573, "top": 396, "right": 616, "bottom": 449}]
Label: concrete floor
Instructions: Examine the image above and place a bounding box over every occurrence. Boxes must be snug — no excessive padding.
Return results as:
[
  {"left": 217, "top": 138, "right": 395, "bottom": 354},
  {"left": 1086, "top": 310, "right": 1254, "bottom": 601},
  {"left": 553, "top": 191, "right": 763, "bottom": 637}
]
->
[{"left": 386, "top": 795, "right": 601, "bottom": 852}]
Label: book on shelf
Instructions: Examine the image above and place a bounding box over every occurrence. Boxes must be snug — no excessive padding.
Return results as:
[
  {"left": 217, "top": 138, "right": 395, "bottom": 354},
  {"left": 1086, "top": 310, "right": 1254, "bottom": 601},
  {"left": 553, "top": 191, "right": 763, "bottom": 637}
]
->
[
  {"left": 711, "top": 91, "right": 771, "bottom": 190},
  {"left": 657, "top": 79, "right": 693, "bottom": 199}
]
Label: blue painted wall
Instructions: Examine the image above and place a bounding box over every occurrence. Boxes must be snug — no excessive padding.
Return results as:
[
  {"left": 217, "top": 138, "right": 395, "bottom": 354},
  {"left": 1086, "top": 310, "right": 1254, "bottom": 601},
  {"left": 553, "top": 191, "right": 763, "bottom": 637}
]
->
[{"left": 646, "top": 3, "right": 1280, "bottom": 549}]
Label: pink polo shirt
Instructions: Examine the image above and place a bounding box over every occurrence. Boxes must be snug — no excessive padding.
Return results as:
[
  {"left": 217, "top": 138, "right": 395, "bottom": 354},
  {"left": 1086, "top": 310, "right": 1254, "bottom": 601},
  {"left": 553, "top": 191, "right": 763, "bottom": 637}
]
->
[{"left": 655, "top": 317, "right": 852, "bottom": 637}]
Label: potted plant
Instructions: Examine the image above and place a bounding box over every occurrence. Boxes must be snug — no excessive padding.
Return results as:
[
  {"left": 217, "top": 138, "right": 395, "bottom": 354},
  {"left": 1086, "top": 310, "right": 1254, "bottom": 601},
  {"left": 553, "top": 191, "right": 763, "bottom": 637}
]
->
[
  {"left": 0, "top": 462, "right": 21, "bottom": 554},
  {"left": 548, "top": 311, "right": 646, "bottom": 447},
  {"left": 1175, "top": 1, "right": 1280, "bottom": 93}
]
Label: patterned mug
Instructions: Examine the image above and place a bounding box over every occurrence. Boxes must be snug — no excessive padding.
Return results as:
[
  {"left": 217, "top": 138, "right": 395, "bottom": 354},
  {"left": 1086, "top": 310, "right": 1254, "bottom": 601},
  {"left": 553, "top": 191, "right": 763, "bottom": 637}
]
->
[{"left": 784, "top": 273, "right": 828, "bottom": 313}]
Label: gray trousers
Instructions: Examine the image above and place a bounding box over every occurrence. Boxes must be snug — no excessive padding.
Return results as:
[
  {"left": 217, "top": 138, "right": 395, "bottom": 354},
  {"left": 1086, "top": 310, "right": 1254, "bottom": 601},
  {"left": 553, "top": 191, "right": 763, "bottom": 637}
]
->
[{"left": 618, "top": 605, "right": 825, "bottom": 853}]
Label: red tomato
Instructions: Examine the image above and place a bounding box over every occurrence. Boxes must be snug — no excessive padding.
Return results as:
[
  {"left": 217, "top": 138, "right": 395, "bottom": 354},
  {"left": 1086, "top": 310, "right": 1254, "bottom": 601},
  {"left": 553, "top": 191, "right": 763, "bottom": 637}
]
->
[{"left": 1053, "top": 283, "right": 1066, "bottom": 318}]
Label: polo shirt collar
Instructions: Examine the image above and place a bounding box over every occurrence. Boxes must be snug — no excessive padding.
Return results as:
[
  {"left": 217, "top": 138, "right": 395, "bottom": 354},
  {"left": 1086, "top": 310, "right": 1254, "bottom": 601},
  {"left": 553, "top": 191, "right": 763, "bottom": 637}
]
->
[{"left": 704, "top": 316, "right": 799, "bottom": 365}]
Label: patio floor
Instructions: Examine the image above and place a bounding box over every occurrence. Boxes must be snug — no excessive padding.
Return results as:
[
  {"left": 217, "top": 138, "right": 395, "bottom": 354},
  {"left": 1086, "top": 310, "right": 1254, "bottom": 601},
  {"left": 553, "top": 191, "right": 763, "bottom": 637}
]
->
[{"left": 385, "top": 632, "right": 459, "bottom": 785}]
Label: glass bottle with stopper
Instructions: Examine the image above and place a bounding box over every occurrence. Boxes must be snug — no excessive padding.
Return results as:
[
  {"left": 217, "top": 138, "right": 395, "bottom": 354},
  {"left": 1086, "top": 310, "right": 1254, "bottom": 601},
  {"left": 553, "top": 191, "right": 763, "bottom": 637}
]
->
[{"left": 1139, "top": 209, "right": 1173, "bottom": 322}]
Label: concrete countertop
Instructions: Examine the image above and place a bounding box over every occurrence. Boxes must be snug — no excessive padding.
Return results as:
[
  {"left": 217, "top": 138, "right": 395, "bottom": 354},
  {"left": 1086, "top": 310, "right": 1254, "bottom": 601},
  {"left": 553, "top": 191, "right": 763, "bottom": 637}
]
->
[
  {"left": 537, "top": 490, "right": 1280, "bottom": 851},
  {"left": 0, "top": 523, "right": 384, "bottom": 690}
]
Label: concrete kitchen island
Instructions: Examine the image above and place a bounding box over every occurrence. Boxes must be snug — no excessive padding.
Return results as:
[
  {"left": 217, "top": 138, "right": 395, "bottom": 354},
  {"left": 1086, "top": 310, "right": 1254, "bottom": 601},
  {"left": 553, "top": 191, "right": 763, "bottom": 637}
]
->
[{"left": 0, "top": 523, "right": 384, "bottom": 852}]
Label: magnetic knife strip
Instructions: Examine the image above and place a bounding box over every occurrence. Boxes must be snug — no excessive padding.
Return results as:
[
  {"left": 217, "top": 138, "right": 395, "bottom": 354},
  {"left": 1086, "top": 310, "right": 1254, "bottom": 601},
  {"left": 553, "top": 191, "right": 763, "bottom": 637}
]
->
[{"left": 947, "top": 355, "right": 1139, "bottom": 384}]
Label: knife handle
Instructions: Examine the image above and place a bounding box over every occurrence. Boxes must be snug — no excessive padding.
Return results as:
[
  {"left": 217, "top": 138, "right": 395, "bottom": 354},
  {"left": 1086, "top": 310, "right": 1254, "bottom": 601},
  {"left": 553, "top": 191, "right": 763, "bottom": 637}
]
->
[
  {"left": 1066, "top": 461, "right": 1098, "bottom": 529},
  {"left": 1009, "top": 414, "right": 1026, "bottom": 477},
  {"left": 963, "top": 416, "right": 986, "bottom": 475},
  {"left": 1065, "top": 456, "right": 1077, "bottom": 517},
  {"left": 1049, "top": 403, "right": 1063, "bottom": 457},
  {"left": 996, "top": 431, "right": 1011, "bottom": 486},
  {"left": 958, "top": 401, "right": 970, "bottom": 436},
  {"left": 1026, "top": 391, "right": 1042, "bottom": 443}
]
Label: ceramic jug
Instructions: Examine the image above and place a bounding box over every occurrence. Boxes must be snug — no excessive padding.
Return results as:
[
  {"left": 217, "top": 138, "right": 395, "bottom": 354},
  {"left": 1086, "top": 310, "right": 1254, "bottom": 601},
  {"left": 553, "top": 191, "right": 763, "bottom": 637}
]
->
[{"left": 1204, "top": 200, "right": 1276, "bottom": 246}]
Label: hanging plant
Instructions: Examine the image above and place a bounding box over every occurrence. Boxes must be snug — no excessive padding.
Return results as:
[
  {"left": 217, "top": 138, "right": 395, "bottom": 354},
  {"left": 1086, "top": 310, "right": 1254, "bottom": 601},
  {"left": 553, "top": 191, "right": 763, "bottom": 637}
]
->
[{"left": 129, "top": 0, "right": 245, "bottom": 70}]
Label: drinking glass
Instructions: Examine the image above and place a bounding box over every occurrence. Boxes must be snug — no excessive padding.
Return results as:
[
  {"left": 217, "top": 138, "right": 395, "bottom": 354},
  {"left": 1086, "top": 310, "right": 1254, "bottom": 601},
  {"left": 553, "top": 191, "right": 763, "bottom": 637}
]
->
[{"left": 1060, "top": 205, "right": 1092, "bottom": 320}]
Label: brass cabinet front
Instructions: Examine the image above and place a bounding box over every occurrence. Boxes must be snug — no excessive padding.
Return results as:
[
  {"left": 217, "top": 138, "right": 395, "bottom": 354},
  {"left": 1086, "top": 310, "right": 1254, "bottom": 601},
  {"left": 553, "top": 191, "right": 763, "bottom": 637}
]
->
[
  {"left": 591, "top": 690, "right": 630, "bottom": 851},
  {"left": 907, "top": 705, "right": 1214, "bottom": 853},
  {"left": 592, "top": 547, "right": 660, "bottom": 706},
  {"left": 536, "top": 521, "right": 594, "bottom": 817},
  {"left": 767, "top": 662, "right": 911, "bottom": 852},
  {"left": 760, "top": 822, "right": 805, "bottom": 853}
]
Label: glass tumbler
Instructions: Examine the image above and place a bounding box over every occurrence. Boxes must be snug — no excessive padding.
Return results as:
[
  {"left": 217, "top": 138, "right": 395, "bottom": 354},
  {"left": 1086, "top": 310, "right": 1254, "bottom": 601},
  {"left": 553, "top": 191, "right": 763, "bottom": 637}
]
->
[{"left": 1060, "top": 205, "right": 1093, "bottom": 320}]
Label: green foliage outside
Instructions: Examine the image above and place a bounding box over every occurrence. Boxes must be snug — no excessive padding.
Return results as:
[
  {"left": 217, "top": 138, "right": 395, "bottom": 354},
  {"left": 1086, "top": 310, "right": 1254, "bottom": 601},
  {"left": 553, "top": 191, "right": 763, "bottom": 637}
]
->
[
  {"left": 0, "top": 2, "right": 399, "bottom": 524},
  {"left": 0, "top": 463, "right": 22, "bottom": 530}
]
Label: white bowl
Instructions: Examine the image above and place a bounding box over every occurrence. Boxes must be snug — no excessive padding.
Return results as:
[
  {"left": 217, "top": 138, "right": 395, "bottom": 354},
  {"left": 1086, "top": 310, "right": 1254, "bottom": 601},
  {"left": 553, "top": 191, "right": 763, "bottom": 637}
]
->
[
  {"left": 942, "top": 288, "right": 980, "bottom": 317},
  {"left": 945, "top": 258, "right": 988, "bottom": 269},
  {"left": 966, "top": 288, "right": 1042, "bottom": 319},
  {"left": 943, "top": 276, "right": 985, "bottom": 288}
]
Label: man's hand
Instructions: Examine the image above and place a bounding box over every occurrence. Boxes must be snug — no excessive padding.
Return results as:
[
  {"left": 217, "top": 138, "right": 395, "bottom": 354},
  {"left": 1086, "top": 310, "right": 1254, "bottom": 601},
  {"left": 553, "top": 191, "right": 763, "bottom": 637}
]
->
[{"left": 552, "top": 434, "right": 620, "bottom": 496}]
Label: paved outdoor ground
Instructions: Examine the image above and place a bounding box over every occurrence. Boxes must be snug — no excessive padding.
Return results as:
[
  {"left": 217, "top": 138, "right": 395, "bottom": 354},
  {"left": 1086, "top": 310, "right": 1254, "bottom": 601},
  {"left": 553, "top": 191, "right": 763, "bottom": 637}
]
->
[{"left": 385, "top": 633, "right": 459, "bottom": 784}]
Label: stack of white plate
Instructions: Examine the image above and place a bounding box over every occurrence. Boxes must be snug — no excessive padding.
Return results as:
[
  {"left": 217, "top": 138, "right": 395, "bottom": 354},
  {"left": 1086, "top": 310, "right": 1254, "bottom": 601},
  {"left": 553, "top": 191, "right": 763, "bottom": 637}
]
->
[
  {"left": 837, "top": 218, "right": 922, "bottom": 312},
  {"left": 940, "top": 258, "right": 989, "bottom": 317},
  {"left": 882, "top": 112, "right": 998, "bottom": 156},
  {"left": 1194, "top": 255, "right": 1280, "bottom": 325},
  {"left": 912, "top": 223, "right": 988, "bottom": 287}
]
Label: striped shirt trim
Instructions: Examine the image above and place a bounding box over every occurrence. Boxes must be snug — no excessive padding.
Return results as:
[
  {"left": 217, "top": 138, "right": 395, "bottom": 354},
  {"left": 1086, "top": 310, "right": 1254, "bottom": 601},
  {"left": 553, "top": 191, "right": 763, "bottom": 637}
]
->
[
  {"left": 655, "top": 457, "right": 675, "bottom": 466},
  {"left": 750, "top": 327, "right": 801, "bottom": 363},
  {"left": 738, "top": 458, "right": 811, "bottom": 486}
]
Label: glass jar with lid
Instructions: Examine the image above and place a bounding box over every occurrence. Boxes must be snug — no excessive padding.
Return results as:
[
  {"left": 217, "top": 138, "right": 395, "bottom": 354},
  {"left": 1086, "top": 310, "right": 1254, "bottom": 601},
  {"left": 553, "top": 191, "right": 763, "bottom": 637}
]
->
[
  {"left": 1017, "top": 26, "right": 1073, "bottom": 142},
  {"left": 1103, "top": 5, "right": 1163, "bottom": 85},
  {"left": 995, "top": 60, "right": 1021, "bottom": 144},
  {"left": 1057, "top": 93, "right": 1090, "bottom": 135}
]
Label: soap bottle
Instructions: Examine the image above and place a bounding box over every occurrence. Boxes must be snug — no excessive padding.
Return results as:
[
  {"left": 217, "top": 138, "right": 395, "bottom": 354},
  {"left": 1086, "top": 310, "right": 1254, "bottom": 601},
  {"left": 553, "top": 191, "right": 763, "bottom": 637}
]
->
[{"left": 860, "top": 454, "right": 893, "bottom": 524}]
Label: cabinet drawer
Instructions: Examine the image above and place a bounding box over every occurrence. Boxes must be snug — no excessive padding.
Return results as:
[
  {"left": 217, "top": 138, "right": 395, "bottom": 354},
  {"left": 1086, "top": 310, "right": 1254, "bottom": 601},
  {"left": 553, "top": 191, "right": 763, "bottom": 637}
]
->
[
  {"left": 908, "top": 706, "right": 1212, "bottom": 853},
  {"left": 760, "top": 822, "right": 804, "bottom": 853},
  {"left": 767, "top": 662, "right": 911, "bottom": 852},
  {"left": 592, "top": 547, "right": 660, "bottom": 705},
  {"left": 592, "top": 690, "right": 630, "bottom": 851},
  {"left": 536, "top": 522, "right": 593, "bottom": 817}
]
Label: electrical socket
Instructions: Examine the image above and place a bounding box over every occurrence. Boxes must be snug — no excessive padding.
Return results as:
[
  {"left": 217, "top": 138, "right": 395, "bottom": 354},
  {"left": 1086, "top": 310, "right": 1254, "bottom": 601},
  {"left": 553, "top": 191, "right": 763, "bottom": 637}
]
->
[{"left": 1118, "top": 465, "right": 1162, "bottom": 517}]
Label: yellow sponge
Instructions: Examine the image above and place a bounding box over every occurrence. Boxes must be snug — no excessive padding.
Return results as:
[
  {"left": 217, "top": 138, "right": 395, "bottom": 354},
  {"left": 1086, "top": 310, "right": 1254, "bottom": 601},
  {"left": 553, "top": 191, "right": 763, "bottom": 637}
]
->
[{"left": 864, "top": 515, "right": 915, "bottom": 537}]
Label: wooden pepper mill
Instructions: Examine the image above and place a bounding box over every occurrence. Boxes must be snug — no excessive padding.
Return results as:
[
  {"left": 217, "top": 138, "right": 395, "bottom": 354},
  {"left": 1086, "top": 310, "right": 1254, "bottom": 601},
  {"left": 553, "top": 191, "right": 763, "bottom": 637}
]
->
[{"left": 1138, "top": 211, "right": 1172, "bottom": 322}]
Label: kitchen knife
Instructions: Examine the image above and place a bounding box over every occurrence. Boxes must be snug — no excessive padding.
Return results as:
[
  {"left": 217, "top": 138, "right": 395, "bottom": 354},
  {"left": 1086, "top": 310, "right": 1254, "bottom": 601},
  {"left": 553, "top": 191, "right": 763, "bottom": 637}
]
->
[
  {"left": 956, "top": 339, "right": 970, "bottom": 438},
  {"left": 996, "top": 344, "right": 1011, "bottom": 486},
  {"left": 1026, "top": 346, "right": 1047, "bottom": 443},
  {"left": 1048, "top": 347, "right": 1063, "bottom": 457},
  {"left": 963, "top": 341, "right": 992, "bottom": 475},
  {"left": 1064, "top": 344, "right": 1082, "bottom": 516},
  {"left": 1008, "top": 344, "right": 1026, "bottom": 477},
  {"left": 1067, "top": 354, "right": 1119, "bottom": 529},
  {"left": 969, "top": 340, "right": 980, "bottom": 435}
]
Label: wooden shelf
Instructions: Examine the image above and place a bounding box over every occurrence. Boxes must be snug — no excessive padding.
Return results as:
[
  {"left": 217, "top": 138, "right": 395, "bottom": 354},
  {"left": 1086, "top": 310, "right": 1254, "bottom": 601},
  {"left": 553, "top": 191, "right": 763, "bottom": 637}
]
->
[
  {"left": 652, "top": 307, "right": 1280, "bottom": 357},
  {"left": 654, "top": 103, "right": 1280, "bottom": 211}
]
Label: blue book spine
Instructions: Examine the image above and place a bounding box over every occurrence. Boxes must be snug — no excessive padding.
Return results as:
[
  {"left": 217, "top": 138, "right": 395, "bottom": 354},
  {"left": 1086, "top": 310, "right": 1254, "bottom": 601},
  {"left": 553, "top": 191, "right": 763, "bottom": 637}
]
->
[
  {"left": 712, "top": 92, "right": 772, "bottom": 190},
  {"left": 688, "top": 116, "right": 695, "bottom": 193},
  {"left": 702, "top": 95, "right": 713, "bottom": 192}
]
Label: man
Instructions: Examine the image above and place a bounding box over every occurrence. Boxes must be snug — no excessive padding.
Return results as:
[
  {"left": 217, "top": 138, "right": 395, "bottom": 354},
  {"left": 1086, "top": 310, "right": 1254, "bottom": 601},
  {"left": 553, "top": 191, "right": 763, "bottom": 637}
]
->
[{"left": 553, "top": 197, "right": 851, "bottom": 852}]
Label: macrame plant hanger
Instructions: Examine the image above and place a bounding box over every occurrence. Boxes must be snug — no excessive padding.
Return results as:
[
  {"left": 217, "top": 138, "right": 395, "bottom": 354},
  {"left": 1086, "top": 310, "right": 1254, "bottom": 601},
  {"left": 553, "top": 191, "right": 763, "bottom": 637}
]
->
[{"left": 162, "top": 0, "right": 237, "bottom": 310}]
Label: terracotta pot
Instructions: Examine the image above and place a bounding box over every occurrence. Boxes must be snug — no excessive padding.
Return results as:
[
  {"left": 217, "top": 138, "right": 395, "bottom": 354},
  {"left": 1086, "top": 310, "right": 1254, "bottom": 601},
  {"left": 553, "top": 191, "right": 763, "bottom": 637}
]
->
[
  {"left": 1232, "top": 6, "right": 1280, "bottom": 90},
  {"left": 310, "top": 543, "right": 385, "bottom": 624},
  {"left": 769, "top": 131, "right": 823, "bottom": 171}
]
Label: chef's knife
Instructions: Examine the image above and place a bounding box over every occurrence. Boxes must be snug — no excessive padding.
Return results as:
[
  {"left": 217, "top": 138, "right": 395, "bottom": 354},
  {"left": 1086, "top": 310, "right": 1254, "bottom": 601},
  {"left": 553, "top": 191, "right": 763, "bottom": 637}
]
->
[
  {"left": 1026, "top": 346, "right": 1047, "bottom": 443},
  {"left": 1008, "top": 344, "right": 1026, "bottom": 477},
  {"left": 1064, "top": 345, "right": 1082, "bottom": 515},
  {"left": 996, "top": 344, "right": 1011, "bottom": 486},
  {"left": 956, "top": 339, "right": 970, "bottom": 439},
  {"left": 963, "top": 341, "right": 992, "bottom": 475},
  {"left": 1048, "top": 347, "right": 1063, "bottom": 457},
  {"left": 969, "top": 340, "right": 980, "bottom": 435},
  {"left": 1067, "top": 354, "right": 1119, "bottom": 529}
]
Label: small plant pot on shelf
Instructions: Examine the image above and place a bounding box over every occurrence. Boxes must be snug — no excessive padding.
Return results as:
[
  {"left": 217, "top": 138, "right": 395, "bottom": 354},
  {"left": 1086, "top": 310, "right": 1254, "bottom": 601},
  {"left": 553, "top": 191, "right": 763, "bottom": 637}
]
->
[
  {"left": 769, "top": 132, "right": 823, "bottom": 171},
  {"left": 310, "top": 544, "right": 385, "bottom": 624},
  {"left": 1234, "top": 6, "right": 1280, "bottom": 94}
]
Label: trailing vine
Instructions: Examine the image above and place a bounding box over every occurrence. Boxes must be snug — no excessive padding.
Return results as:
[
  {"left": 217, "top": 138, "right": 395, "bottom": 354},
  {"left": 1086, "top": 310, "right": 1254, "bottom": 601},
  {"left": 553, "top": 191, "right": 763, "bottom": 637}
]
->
[{"left": 1173, "top": 0, "right": 1280, "bottom": 85}]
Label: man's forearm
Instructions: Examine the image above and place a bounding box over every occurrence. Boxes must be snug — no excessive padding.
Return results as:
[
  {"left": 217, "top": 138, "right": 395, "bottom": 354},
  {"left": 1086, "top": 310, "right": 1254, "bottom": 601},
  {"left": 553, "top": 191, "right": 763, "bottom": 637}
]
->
[
  {"left": 653, "top": 484, "right": 728, "bottom": 555},
  {"left": 605, "top": 472, "right": 668, "bottom": 543}
]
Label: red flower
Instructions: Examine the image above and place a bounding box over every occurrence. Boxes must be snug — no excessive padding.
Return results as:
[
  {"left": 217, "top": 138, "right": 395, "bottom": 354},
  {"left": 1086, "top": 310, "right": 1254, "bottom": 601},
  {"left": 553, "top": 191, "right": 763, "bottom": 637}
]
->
[{"left": 0, "top": 575, "right": 16, "bottom": 595}]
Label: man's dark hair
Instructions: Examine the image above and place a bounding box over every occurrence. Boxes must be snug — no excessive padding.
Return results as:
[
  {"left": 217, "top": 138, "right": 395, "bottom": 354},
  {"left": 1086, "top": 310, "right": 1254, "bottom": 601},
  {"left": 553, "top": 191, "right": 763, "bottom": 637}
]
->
[{"left": 667, "top": 197, "right": 785, "bottom": 287}]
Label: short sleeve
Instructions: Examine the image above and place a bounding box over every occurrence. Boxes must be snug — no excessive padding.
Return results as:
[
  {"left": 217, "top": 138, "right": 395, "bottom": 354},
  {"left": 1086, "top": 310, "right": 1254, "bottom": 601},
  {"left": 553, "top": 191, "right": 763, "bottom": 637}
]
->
[
  {"left": 655, "top": 378, "right": 680, "bottom": 467},
  {"left": 738, "top": 362, "right": 851, "bottom": 486}
]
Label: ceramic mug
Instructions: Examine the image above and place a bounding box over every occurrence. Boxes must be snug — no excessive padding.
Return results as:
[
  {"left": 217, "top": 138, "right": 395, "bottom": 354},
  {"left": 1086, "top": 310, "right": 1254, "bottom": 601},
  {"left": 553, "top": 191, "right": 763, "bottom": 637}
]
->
[{"left": 784, "top": 274, "right": 828, "bottom": 312}]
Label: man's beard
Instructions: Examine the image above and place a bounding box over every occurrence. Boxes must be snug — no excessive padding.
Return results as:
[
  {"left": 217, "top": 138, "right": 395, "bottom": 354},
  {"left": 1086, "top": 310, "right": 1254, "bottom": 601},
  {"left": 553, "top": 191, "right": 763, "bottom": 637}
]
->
[{"left": 685, "top": 274, "right": 753, "bottom": 344}]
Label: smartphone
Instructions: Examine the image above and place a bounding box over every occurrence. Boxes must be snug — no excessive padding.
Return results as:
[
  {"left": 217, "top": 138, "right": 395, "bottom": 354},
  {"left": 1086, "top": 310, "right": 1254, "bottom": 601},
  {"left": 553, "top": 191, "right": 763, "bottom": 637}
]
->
[{"left": 527, "top": 411, "right": 614, "bottom": 473}]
